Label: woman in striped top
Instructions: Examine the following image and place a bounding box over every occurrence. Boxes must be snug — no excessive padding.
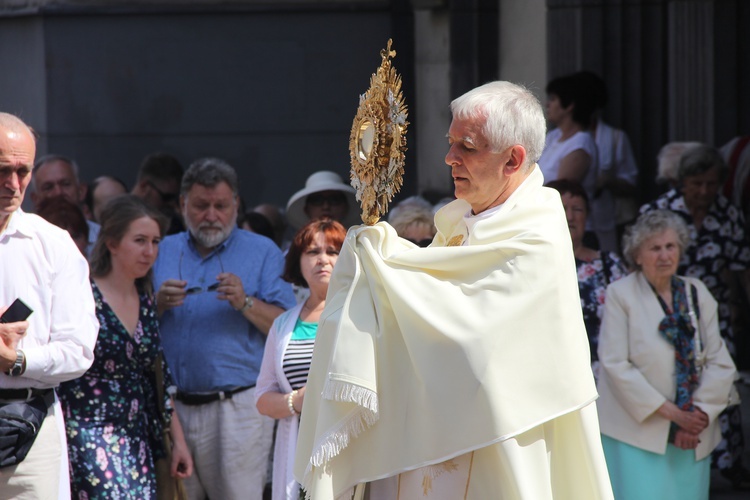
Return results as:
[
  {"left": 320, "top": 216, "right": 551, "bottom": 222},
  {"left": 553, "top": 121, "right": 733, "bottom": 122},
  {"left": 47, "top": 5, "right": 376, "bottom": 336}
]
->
[{"left": 256, "top": 218, "right": 346, "bottom": 500}]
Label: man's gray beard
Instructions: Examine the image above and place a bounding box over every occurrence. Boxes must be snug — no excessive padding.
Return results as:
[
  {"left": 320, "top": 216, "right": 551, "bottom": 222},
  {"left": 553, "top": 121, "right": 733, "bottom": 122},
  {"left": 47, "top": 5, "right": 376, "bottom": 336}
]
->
[
  {"left": 187, "top": 218, "right": 235, "bottom": 249},
  {"left": 193, "top": 228, "right": 228, "bottom": 248}
]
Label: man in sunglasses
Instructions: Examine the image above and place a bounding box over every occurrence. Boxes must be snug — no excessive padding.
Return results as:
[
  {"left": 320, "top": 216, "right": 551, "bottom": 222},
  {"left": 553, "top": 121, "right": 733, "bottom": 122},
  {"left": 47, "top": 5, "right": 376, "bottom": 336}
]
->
[
  {"left": 131, "top": 151, "right": 185, "bottom": 234},
  {"left": 153, "top": 157, "right": 296, "bottom": 500}
]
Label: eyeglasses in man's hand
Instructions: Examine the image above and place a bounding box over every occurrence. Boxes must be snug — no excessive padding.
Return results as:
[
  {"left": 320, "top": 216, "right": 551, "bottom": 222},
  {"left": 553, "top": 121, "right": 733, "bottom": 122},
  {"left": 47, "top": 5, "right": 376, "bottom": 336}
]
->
[{"left": 179, "top": 251, "right": 224, "bottom": 295}]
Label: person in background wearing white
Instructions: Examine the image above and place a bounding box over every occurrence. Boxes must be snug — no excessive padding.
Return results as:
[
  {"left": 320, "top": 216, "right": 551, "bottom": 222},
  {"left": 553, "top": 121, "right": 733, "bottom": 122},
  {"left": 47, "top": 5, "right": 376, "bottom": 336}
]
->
[
  {"left": 538, "top": 74, "right": 599, "bottom": 193},
  {"left": 538, "top": 73, "right": 604, "bottom": 250},
  {"left": 573, "top": 71, "right": 639, "bottom": 252},
  {"left": 285, "top": 171, "right": 359, "bottom": 231}
]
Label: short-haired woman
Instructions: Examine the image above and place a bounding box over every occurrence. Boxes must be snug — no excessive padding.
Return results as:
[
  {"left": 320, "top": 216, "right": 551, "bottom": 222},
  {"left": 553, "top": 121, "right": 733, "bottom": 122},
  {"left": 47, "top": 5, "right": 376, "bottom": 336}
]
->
[
  {"left": 597, "top": 209, "right": 736, "bottom": 499},
  {"left": 388, "top": 196, "right": 436, "bottom": 247},
  {"left": 538, "top": 75, "right": 599, "bottom": 189}
]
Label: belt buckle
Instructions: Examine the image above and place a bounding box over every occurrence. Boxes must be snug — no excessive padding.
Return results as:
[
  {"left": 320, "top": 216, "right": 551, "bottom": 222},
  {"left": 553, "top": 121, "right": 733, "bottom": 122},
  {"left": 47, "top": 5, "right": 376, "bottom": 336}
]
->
[
  {"left": 218, "top": 391, "right": 227, "bottom": 401},
  {"left": 24, "top": 388, "right": 33, "bottom": 401}
]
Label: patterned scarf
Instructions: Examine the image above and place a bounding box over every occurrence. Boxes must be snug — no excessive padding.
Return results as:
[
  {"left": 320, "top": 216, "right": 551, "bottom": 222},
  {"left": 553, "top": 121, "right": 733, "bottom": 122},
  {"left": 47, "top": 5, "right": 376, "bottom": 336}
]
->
[{"left": 652, "top": 276, "right": 699, "bottom": 439}]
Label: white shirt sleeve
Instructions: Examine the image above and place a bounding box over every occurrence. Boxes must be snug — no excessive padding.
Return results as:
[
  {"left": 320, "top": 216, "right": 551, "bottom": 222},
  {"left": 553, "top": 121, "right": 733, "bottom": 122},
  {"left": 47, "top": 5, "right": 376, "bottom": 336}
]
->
[
  {"left": 614, "top": 130, "right": 638, "bottom": 185},
  {"left": 1, "top": 211, "right": 99, "bottom": 388}
]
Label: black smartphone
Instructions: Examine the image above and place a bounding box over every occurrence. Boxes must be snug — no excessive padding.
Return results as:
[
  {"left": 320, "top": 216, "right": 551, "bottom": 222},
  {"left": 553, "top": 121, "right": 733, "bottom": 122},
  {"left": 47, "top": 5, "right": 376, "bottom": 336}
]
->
[{"left": 0, "top": 298, "right": 33, "bottom": 323}]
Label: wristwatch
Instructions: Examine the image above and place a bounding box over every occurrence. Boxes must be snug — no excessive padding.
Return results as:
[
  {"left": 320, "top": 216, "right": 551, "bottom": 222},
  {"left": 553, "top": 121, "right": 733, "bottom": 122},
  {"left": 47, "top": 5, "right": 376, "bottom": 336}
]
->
[
  {"left": 7, "top": 350, "right": 25, "bottom": 377},
  {"left": 238, "top": 295, "right": 254, "bottom": 312}
]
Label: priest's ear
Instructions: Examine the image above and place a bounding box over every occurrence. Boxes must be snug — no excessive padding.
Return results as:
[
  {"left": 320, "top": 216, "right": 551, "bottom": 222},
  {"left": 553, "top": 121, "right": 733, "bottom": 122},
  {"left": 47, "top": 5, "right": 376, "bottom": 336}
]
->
[{"left": 504, "top": 144, "right": 527, "bottom": 174}]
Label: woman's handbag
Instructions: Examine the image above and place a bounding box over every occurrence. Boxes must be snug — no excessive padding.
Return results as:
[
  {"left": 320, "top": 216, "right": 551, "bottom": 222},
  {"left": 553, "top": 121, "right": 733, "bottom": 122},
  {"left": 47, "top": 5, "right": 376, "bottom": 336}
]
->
[
  {"left": 155, "top": 428, "right": 187, "bottom": 500},
  {"left": 153, "top": 354, "right": 187, "bottom": 500},
  {"left": 0, "top": 393, "right": 49, "bottom": 468},
  {"left": 687, "top": 284, "right": 741, "bottom": 407}
]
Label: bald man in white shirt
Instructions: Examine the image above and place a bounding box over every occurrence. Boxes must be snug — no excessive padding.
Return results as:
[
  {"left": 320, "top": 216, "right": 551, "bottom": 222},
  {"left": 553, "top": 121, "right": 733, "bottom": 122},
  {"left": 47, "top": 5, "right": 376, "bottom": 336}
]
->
[{"left": 0, "top": 112, "right": 99, "bottom": 499}]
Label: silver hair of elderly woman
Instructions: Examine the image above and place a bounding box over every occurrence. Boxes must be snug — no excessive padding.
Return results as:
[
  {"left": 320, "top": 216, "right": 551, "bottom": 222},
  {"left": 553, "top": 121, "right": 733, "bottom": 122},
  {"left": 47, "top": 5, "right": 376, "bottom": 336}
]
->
[
  {"left": 677, "top": 144, "right": 729, "bottom": 184},
  {"left": 388, "top": 196, "right": 432, "bottom": 226},
  {"left": 656, "top": 141, "right": 702, "bottom": 186},
  {"left": 622, "top": 209, "right": 691, "bottom": 270},
  {"left": 388, "top": 201, "right": 435, "bottom": 239}
]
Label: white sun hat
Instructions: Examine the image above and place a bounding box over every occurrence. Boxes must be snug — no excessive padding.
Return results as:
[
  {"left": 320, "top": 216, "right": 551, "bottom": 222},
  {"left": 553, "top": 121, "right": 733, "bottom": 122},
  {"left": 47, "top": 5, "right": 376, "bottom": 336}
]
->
[{"left": 285, "top": 171, "right": 359, "bottom": 229}]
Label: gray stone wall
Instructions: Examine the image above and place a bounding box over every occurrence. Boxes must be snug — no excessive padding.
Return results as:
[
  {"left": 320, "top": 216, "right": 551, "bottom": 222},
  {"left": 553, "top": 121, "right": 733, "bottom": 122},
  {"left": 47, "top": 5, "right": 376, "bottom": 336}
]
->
[{"left": 0, "top": 2, "right": 396, "bottom": 211}]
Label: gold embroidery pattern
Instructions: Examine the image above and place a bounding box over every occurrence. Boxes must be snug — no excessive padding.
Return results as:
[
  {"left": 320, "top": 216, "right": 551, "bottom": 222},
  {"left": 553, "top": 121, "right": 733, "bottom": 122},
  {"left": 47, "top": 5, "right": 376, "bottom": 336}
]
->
[
  {"left": 446, "top": 235, "right": 464, "bottom": 247},
  {"left": 463, "top": 451, "right": 475, "bottom": 500},
  {"left": 420, "top": 460, "right": 459, "bottom": 496}
]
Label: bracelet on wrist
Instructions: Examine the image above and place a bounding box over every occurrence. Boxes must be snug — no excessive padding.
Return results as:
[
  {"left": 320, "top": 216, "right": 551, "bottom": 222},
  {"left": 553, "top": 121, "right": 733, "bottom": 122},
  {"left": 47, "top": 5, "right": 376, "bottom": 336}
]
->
[{"left": 287, "top": 390, "right": 299, "bottom": 416}]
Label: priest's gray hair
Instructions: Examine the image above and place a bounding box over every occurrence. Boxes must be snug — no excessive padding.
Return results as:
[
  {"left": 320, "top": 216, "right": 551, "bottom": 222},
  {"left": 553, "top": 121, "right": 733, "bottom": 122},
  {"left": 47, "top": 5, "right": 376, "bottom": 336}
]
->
[{"left": 450, "top": 81, "right": 546, "bottom": 170}]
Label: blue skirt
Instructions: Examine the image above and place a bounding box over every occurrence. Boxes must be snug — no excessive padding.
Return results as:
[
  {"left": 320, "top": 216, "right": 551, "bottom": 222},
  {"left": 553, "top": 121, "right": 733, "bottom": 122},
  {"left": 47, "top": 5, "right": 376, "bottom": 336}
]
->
[{"left": 601, "top": 434, "right": 709, "bottom": 500}]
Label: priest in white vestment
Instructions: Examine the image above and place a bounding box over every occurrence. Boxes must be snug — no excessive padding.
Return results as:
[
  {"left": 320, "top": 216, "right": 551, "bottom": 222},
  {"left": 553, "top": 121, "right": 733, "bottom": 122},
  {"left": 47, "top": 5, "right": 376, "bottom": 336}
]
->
[{"left": 294, "top": 81, "right": 614, "bottom": 500}]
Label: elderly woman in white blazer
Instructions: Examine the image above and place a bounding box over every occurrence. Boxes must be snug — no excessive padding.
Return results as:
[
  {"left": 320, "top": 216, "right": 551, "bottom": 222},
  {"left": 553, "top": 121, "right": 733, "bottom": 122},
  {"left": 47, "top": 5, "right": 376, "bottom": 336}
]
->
[
  {"left": 256, "top": 219, "right": 346, "bottom": 500},
  {"left": 597, "top": 209, "right": 736, "bottom": 500}
]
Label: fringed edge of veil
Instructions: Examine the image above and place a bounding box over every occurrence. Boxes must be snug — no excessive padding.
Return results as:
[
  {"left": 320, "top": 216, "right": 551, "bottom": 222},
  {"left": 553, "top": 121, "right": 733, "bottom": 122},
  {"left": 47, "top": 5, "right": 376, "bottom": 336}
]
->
[
  {"left": 310, "top": 380, "right": 379, "bottom": 469},
  {"left": 303, "top": 379, "right": 379, "bottom": 495},
  {"left": 323, "top": 379, "right": 379, "bottom": 416}
]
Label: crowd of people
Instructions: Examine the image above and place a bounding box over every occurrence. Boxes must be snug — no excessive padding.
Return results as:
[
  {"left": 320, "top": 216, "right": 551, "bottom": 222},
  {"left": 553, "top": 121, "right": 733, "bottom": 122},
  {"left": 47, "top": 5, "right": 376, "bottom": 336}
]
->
[
  {"left": 537, "top": 71, "right": 750, "bottom": 495},
  {"left": 0, "top": 70, "right": 749, "bottom": 500}
]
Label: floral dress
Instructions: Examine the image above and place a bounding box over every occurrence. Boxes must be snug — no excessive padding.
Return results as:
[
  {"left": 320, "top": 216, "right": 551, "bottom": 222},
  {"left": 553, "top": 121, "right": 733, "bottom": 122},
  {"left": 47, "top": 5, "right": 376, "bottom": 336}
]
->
[
  {"left": 640, "top": 189, "right": 750, "bottom": 470},
  {"left": 58, "top": 282, "right": 174, "bottom": 499},
  {"left": 576, "top": 251, "right": 627, "bottom": 381}
]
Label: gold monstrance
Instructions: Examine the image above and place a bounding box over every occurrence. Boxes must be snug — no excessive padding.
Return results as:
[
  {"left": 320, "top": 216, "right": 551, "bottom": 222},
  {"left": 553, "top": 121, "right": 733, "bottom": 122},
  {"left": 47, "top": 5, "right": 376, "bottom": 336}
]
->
[{"left": 349, "top": 39, "right": 409, "bottom": 225}]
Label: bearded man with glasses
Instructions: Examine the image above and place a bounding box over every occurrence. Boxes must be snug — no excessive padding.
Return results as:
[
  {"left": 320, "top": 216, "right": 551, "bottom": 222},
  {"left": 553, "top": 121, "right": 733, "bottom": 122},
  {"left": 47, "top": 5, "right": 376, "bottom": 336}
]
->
[{"left": 153, "top": 158, "right": 296, "bottom": 500}]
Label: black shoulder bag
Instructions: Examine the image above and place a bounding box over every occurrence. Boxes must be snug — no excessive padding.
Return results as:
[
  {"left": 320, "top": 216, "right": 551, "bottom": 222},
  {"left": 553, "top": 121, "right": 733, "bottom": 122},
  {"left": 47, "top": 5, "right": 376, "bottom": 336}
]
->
[{"left": 0, "top": 392, "right": 50, "bottom": 468}]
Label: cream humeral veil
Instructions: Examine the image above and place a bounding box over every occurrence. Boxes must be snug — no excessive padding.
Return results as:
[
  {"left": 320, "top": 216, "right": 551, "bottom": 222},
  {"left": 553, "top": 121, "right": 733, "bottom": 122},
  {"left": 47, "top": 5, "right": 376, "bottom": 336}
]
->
[{"left": 294, "top": 167, "right": 611, "bottom": 498}]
